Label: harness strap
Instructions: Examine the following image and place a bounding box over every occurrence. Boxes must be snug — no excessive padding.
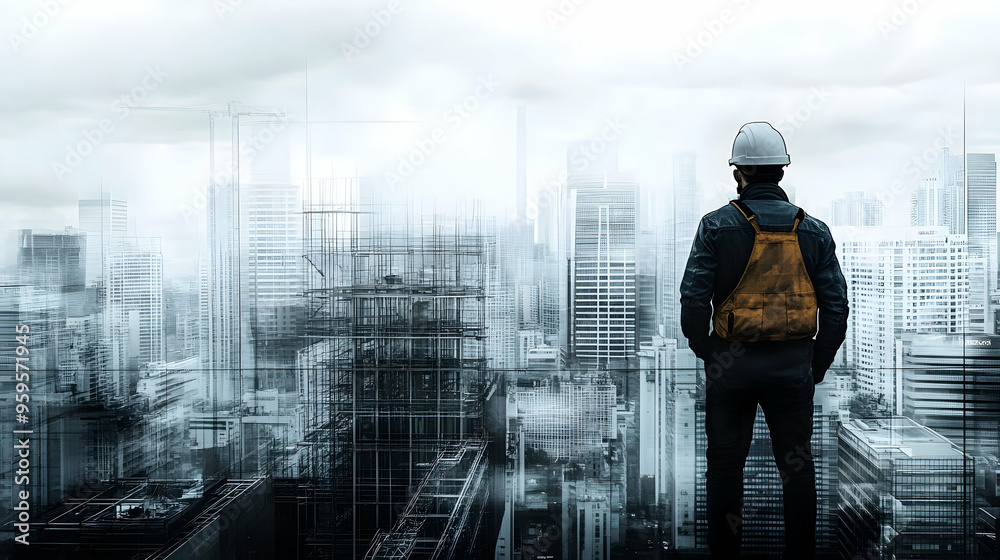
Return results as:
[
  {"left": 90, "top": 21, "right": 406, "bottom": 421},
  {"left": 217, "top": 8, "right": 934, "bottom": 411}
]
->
[
  {"left": 730, "top": 200, "right": 760, "bottom": 233},
  {"left": 791, "top": 208, "right": 806, "bottom": 233},
  {"left": 730, "top": 200, "right": 807, "bottom": 233}
]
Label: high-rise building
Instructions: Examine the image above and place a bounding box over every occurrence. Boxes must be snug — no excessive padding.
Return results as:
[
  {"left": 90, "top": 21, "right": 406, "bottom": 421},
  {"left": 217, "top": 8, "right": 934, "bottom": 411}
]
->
[
  {"left": 78, "top": 193, "right": 127, "bottom": 285},
  {"left": 485, "top": 221, "right": 519, "bottom": 372},
  {"left": 672, "top": 349, "right": 701, "bottom": 550},
  {"left": 202, "top": 175, "right": 248, "bottom": 479},
  {"left": 107, "top": 237, "right": 164, "bottom": 371},
  {"left": 636, "top": 225, "right": 659, "bottom": 345},
  {"left": 514, "top": 375, "right": 617, "bottom": 462},
  {"left": 665, "top": 153, "right": 700, "bottom": 345},
  {"left": 637, "top": 337, "right": 676, "bottom": 508},
  {"left": 164, "top": 277, "right": 201, "bottom": 361},
  {"left": 967, "top": 153, "right": 997, "bottom": 333},
  {"left": 241, "top": 180, "right": 303, "bottom": 390},
  {"left": 136, "top": 357, "right": 200, "bottom": 478},
  {"left": 17, "top": 228, "right": 86, "bottom": 293},
  {"left": 516, "top": 329, "right": 545, "bottom": 368},
  {"left": 566, "top": 177, "right": 638, "bottom": 364},
  {"left": 296, "top": 181, "right": 499, "bottom": 557},
  {"left": 0, "top": 286, "right": 55, "bottom": 545},
  {"left": 831, "top": 191, "right": 884, "bottom": 227},
  {"left": 910, "top": 147, "right": 964, "bottom": 235},
  {"left": 899, "top": 333, "right": 1000, "bottom": 458},
  {"left": 966, "top": 153, "right": 996, "bottom": 266},
  {"left": 835, "top": 226, "right": 968, "bottom": 411},
  {"left": 838, "top": 417, "right": 974, "bottom": 559}
]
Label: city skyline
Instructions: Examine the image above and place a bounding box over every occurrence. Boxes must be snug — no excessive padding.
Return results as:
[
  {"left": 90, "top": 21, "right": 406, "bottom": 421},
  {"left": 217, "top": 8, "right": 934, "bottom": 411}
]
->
[{"left": 5, "top": 2, "right": 1000, "bottom": 558}]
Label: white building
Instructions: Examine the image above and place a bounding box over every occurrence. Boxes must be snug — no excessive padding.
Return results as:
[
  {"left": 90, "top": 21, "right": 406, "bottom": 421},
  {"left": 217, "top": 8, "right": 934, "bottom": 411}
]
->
[
  {"left": 831, "top": 191, "right": 884, "bottom": 227},
  {"left": 909, "top": 147, "right": 964, "bottom": 235},
  {"left": 566, "top": 176, "right": 638, "bottom": 364},
  {"left": 107, "top": 237, "right": 164, "bottom": 369},
  {"left": 672, "top": 348, "right": 701, "bottom": 549},
  {"left": 516, "top": 329, "right": 545, "bottom": 368},
  {"left": 637, "top": 336, "right": 676, "bottom": 506},
  {"left": 967, "top": 153, "right": 997, "bottom": 331},
  {"left": 79, "top": 193, "right": 127, "bottom": 286},
  {"left": 835, "top": 226, "right": 968, "bottom": 412},
  {"left": 241, "top": 181, "right": 302, "bottom": 335}
]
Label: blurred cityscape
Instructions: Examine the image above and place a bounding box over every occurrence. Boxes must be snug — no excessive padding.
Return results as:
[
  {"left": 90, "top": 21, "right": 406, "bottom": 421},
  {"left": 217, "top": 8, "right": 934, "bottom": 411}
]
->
[{"left": 1, "top": 105, "right": 999, "bottom": 560}]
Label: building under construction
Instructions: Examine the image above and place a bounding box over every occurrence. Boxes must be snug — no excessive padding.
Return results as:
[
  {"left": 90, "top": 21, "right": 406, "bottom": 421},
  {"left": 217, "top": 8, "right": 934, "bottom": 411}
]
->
[{"left": 285, "top": 179, "right": 503, "bottom": 558}]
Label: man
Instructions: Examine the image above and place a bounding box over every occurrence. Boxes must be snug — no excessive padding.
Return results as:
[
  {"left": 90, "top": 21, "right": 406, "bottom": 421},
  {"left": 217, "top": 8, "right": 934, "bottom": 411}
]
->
[{"left": 679, "top": 121, "right": 849, "bottom": 559}]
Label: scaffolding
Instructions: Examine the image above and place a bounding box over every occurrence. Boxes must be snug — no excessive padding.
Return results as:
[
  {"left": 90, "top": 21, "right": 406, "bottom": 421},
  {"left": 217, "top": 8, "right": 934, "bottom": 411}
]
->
[
  {"left": 364, "top": 439, "right": 491, "bottom": 560},
  {"left": 296, "top": 178, "right": 495, "bottom": 558}
]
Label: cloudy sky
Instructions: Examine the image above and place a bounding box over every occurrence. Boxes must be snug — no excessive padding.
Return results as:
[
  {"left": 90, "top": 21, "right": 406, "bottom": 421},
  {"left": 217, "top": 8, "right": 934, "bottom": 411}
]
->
[{"left": 2, "top": 0, "right": 999, "bottom": 273}]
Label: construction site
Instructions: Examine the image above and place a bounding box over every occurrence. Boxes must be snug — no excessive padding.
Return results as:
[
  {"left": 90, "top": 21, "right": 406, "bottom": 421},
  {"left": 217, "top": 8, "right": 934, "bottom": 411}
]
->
[{"left": 277, "top": 178, "right": 504, "bottom": 559}]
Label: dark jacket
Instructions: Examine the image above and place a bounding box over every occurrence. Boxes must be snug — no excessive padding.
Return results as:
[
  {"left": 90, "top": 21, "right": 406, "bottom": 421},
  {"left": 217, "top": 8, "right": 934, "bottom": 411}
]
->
[{"left": 679, "top": 182, "right": 849, "bottom": 381}]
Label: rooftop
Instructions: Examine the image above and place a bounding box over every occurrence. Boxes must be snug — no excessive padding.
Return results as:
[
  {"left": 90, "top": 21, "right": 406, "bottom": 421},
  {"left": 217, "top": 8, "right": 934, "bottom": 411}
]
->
[{"left": 842, "top": 417, "right": 965, "bottom": 459}]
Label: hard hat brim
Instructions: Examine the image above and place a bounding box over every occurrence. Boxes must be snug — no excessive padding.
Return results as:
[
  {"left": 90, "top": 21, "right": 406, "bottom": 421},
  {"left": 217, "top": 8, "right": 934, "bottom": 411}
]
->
[{"left": 729, "top": 155, "right": 791, "bottom": 166}]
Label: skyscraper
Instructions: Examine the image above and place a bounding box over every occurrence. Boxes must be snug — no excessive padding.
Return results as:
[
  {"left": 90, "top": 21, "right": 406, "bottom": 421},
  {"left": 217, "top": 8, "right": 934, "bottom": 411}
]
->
[
  {"left": 966, "top": 153, "right": 997, "bottom": 332},
  {"left": 17, "top": 228, "right": 86, "bottom": 293},
  {"left": 107, "top": 237, "right": 164, "bottom": 371},
  {"left": 966, "top": 153, "right": 996, "bottom": 264},
  {"left": 831, "top": 191, "right": 884, "bottom": 227},
  {"left": 899, "top": 333, "right": 1000, "bottom": 458},
  {"left": 910, "top": 147, "right": 964, "bottom": 234},
  {"left": 838, "top": 417, "right": 974, "bottom": 559},
  {"left": 241, "top": 180, "right": 303, "bottom": 391},
  {"left": 78, "top": 193, "right": 127, "bottom": 286},
  {"left": 296, "top": 181, "right": 498, "bottom": 557},
  {"left": 637, "top": 337, "right": 676, "bottom": 508},
  {"left": 665, "top": 153, "right": 700, "bottom": 345},
  {"left": 835, "top": 226, "right": 968, "bottom": 411},
  {"left": 567, "top": 177, "right": 638, "bottom": 365}
]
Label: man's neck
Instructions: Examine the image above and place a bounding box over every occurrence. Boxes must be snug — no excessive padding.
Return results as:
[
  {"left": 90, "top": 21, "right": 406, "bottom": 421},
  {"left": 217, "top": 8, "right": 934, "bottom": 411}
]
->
[{"left": 739, "top": 182, "right": 788, "bottom": 202}]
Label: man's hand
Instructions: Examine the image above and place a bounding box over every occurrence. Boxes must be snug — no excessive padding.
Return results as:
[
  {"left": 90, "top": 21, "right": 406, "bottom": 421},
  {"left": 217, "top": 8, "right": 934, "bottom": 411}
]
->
[
  {"left": 810, "top": 365, "right": 825, "bottom": 384},
  {"left": 689, "top": 338, "right": 713, "bottom": 363}
]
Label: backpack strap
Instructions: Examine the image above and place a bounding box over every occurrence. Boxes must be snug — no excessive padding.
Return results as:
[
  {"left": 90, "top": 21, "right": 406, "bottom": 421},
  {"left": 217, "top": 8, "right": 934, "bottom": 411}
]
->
[
  {"left": 791, "top": 207, "right": 806, "bottom": 233},
  {"left": 730, "top": 200, "right": 760, "bottom": 233},
  {"left": 731, "top": 200, "right": 807, "bottom": 233}
]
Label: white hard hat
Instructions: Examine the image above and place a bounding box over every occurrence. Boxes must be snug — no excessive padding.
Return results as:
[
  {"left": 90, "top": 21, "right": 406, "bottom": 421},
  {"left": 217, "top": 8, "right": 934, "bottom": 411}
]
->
[{"left": 729, "top": 122, "right": 790, "bottom": 166}]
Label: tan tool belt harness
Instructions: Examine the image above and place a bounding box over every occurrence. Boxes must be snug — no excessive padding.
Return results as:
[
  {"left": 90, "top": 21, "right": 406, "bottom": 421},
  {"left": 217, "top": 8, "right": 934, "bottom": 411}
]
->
[{"left": 712, "top": 200, "right": 819, "bottom": 342}]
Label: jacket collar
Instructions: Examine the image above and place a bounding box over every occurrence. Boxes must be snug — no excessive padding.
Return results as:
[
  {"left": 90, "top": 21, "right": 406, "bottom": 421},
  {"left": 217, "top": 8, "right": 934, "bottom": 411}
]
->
[{"left": 739, "top": 182, "right": 789, "bottom": 202}]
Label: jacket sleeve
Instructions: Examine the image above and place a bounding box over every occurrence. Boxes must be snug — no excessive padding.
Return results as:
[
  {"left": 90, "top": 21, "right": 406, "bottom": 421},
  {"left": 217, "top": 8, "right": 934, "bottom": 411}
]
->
[
  {"left": 679, "top": 216, "right": 716, "bottom": 361},
  {"left": 810, "top": 225, "right": 849, "bottom": 378}
]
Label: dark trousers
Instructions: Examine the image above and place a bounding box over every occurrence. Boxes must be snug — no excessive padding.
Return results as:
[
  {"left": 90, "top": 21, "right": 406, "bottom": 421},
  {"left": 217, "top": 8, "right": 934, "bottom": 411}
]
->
[{"left": 704, "top": 354, "right": 816, "bottom": 560}]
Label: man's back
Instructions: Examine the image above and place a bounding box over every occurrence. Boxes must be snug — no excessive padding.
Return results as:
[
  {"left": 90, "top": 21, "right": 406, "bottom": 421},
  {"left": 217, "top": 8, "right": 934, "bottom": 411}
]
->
[
  {"left": 680, "top": 122, "right": 849, "bottom": 560},
  {"left": 680, "top": 182, "right": 848, "bottom": 381}
]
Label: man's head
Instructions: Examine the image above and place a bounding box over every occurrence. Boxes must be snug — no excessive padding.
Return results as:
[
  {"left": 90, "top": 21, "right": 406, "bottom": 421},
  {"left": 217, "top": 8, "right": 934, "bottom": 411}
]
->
[
  {"left": 729, "top": 122, "right": 789, "bottom": 193},
  {"left": 733, "top": 164, "right": 785, "bottom": 192}
]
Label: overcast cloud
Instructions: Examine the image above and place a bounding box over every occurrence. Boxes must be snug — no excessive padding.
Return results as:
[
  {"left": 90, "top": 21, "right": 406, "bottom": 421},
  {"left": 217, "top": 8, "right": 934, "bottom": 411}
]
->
[{"left": 1, "top": 0, "right": 998, "bottom": 273}]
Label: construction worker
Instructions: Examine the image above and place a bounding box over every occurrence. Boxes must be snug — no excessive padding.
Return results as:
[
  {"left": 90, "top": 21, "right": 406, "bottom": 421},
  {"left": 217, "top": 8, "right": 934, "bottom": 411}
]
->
[{"left": 679, "top": 122, "right": 849, "bottom": 559}]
